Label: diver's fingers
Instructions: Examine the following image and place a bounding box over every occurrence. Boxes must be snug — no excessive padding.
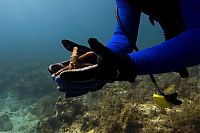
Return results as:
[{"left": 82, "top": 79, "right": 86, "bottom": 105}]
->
[
  {"left": 167, "top": 93, "right": 178, "bottom": 99},
  {"left": 170, "top": 99, "right": 182, "bottom": 105},
  {"left": 88, "top": 38, "right": 112, "bottom": 57},
  {"left": 62, "top": 40, "right": 91, "bottom": 55},
  {"left": 48, "top": 63, "right": 63, "bottom": 74},
  {"left": 62, "top": 40, "right": 79, "bottom": 51},
  {"left": 165, "top": 93, "right": 182, "bottom": 105}
]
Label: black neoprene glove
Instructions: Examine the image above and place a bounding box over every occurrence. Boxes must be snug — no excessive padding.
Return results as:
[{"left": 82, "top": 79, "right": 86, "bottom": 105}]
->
[
  {"left": 48, "top": 39, "right": 105, "bottom": 97},
  {"left": 88, "top": 38, "right": 137, "bottom": 82},
  {"left": 48, "top": 38, "right": 137, "bottom": 97},
  {"left": 164, "top": 93, "right": 182, "bottom": 105}
]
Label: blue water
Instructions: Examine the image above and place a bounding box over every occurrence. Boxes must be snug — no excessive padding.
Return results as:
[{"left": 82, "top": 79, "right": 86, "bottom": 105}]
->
[
  {"left": 0, "top": 0, "right": 163, "bottom": 62},
  {"left": 0, "top": 0, "right": 164, "bottom": 132}
]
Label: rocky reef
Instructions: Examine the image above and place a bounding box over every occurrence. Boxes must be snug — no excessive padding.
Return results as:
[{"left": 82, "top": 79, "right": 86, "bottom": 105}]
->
[
  {"left": 1, "top": 58, "right": 199, "bottom": 133},
  {"left": 0, "top": 114, "right": 13, "bottom": 132},
  {"left": 36, "top": 65, "right": 200, "bottom": 133},
  {"left": 0, "top": 60, "right": 59, "bottom": 133}
]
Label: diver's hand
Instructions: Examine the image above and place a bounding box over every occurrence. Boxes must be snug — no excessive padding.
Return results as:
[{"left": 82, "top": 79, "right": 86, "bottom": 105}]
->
[
  {"left": 62, "top": 39, "right": 91, "bottom": 55},
  {"left": 48, "top": 40, "right": 106, "bottom": 97},
  {"left": 88, "top": 38, "right": 137, "bottom": 82},
  {"left": 164, "top": 93, "right": 182, "bottom": 105},
  {"left": 48, "top": 61, "right": 107, "bottom": 97},
  {"left": 48, "top": 38, "right": 136, "bottom": 97},
  {"left": 52, "top": 73, "right": 106, "bottom": 97}
]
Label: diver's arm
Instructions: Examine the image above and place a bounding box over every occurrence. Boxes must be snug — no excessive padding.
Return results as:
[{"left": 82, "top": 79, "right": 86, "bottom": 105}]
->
[
  {"left": 130, "top": 31, "right": 200, "bottom": 75},
  {"left": 107, "top": 0, "right": 141, "bottom": 54},
  {"left": 129, "top": 0, "right": 200, "bottom": 75}
]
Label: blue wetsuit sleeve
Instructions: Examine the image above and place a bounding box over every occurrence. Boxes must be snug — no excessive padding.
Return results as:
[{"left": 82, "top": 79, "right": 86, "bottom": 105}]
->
[
  {"left": 107, "top": 0, "right": 141, "bottom": 54},
  {"left": 130, "top": 31, "right": 200, "bottom": 75},
  {"left": 129, "top": 0, "right": 200, "bottom": 75}
]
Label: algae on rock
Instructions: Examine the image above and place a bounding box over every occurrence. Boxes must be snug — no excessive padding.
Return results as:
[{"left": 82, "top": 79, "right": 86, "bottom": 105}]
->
[
  {"left": 36, "top": 66, "right": 200, "bottom": 133},
  {"left": 0, "top": 114, "right": 13, "bottom": 132}
]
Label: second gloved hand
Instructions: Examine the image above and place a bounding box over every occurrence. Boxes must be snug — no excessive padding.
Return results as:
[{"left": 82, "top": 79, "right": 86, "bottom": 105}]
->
[{"left": 88, "top": 38, "right": 137, "bottom": 83}]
